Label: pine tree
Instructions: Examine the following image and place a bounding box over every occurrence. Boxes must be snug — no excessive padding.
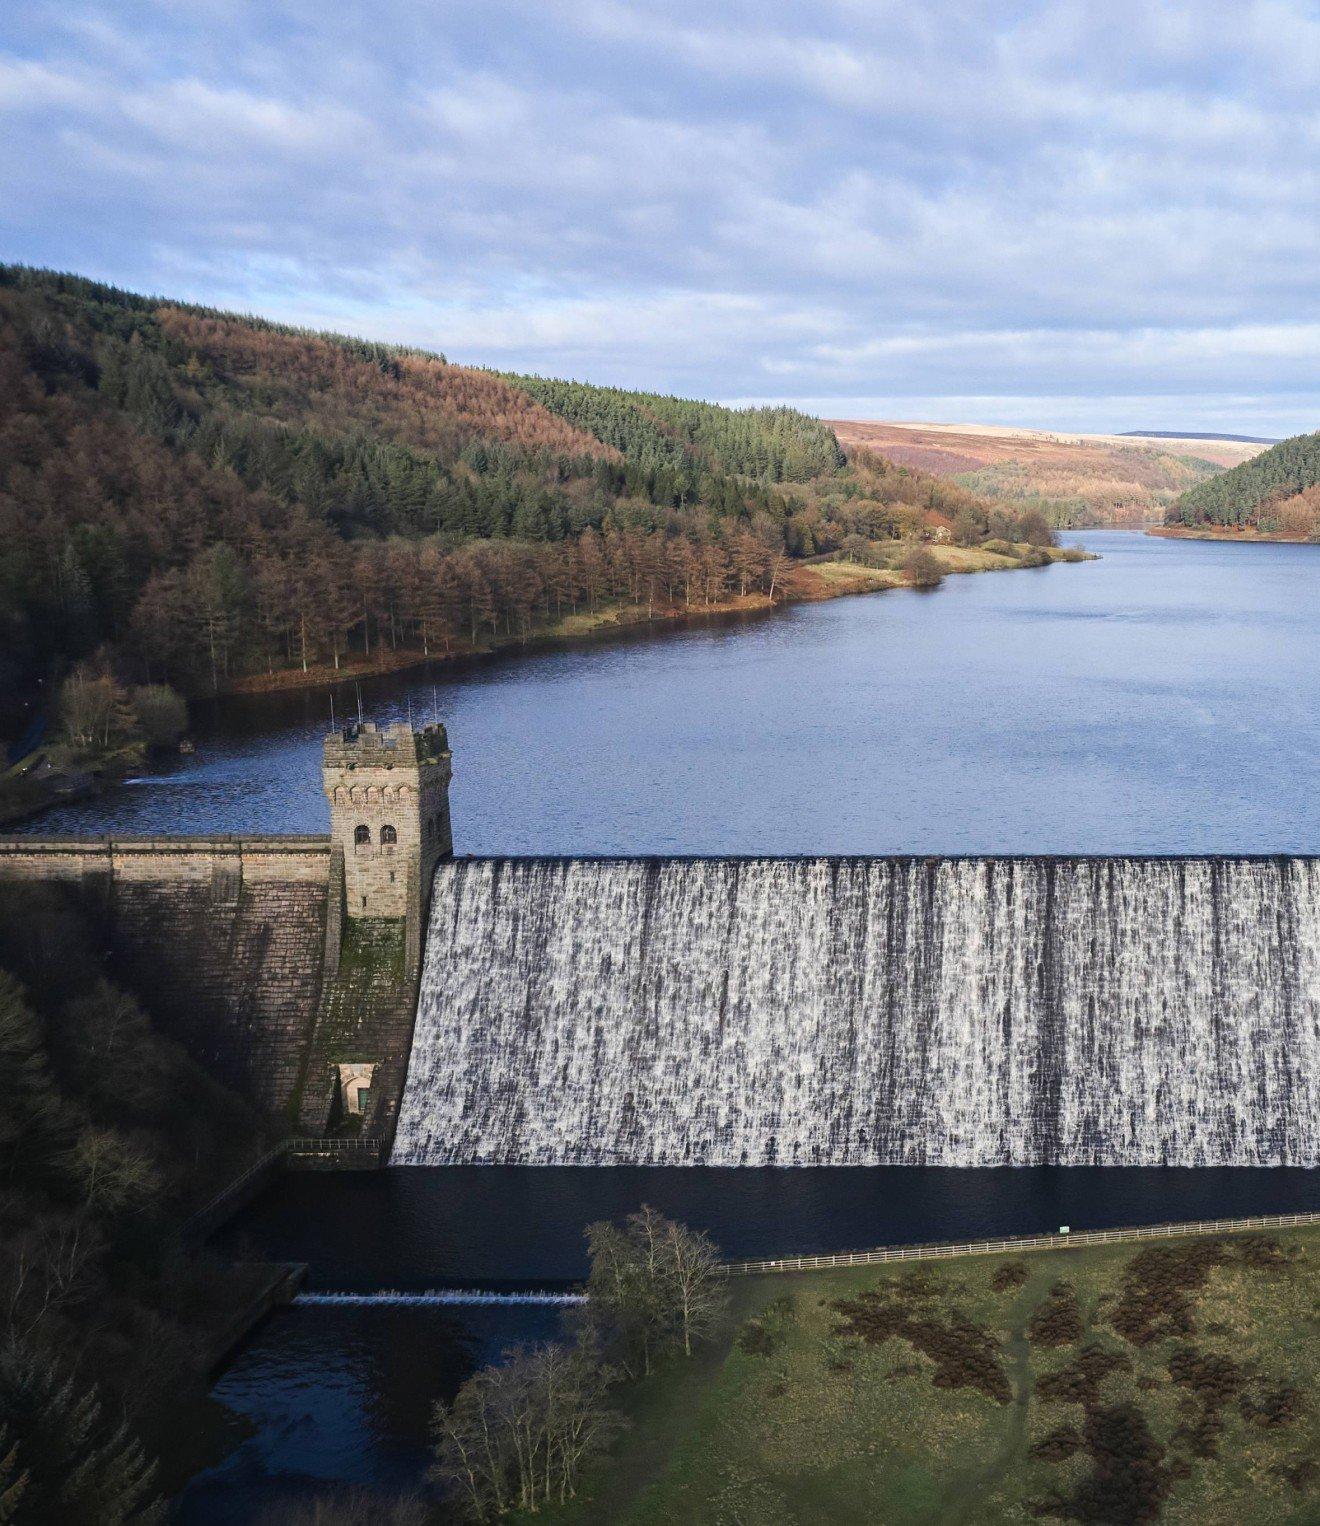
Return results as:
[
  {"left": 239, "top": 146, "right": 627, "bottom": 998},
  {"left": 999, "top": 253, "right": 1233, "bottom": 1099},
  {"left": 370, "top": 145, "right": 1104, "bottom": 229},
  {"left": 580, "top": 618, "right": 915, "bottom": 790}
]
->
[
  {"left": 0, "top": 1426, "right": 27, "bottom": 1523},
  {"left": 0, "top": 1345, "right": 164, "bottom": 1525}
]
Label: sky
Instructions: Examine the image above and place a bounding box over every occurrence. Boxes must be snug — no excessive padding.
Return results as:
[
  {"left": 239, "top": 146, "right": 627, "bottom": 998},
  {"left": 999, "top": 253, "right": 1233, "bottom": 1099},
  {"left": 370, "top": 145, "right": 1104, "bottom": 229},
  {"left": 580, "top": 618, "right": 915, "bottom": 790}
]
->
[{"left": 2, "top": 0, "right": 1318, "bottom": 436}]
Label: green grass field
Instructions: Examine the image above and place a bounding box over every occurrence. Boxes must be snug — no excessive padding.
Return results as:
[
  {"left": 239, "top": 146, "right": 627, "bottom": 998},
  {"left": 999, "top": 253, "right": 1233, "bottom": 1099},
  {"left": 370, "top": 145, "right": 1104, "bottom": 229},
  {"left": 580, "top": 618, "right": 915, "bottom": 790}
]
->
[
  {"left": 539, "top": 1228, "right": 1320, "bottom": 1525},
  {"left": 809, "top": 542, "right": 1087, "bottom": 596}
]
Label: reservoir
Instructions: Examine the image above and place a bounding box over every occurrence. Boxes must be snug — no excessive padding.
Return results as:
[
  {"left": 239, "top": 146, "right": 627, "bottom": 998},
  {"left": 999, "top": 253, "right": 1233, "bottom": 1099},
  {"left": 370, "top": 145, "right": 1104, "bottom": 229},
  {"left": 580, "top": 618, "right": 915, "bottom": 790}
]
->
[{"left": 24, "top": 531, "right": 1320, "bottom": 856}]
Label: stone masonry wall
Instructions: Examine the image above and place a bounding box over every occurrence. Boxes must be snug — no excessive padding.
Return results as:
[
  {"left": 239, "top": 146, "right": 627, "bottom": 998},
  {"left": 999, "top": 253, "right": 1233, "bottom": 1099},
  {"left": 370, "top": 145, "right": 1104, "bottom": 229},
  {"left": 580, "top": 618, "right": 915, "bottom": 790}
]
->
[
  {"left": 323, "top": 722, "right": 452, "bottom": 921},
  {"left": 0, "top": 837, "right": 332, "bottom": 1115},
  {"left": 297, "top": 917, "right": 418, "bottom": 1142}
]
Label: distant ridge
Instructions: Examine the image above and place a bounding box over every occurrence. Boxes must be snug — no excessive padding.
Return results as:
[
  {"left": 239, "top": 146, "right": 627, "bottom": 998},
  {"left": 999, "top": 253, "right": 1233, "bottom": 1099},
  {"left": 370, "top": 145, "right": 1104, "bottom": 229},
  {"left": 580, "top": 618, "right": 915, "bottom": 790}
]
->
[
  {"left": 828, "top": 418, "right": 1262, "bottom": 529},
  {"left": 1124, "top": 430, "right": 1278, "bottom": 444}
]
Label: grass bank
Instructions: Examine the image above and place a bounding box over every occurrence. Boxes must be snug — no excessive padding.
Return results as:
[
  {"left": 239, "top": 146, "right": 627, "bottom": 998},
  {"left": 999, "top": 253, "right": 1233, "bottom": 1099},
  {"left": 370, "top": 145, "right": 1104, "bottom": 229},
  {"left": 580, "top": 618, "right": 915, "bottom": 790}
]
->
[
  {"left": 1150, "top": 526, "right": 1320, "bottom": 544},
  {"left": 537, "top": 1225, "right": 1320, "bottom": 1525},
  {"left": 0, "top": 739, "right": 148, "bottom": 826}
]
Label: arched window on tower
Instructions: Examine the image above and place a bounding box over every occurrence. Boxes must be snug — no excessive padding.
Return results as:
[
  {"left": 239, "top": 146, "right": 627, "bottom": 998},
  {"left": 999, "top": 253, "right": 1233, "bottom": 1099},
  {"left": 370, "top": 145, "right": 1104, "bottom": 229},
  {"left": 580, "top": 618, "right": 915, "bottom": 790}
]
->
[
  {"left": 380, "top": 824, "right": 398, "bottom": 847},
  {"left": 353, "top": 824, "right": 370, "bottom": 846}
]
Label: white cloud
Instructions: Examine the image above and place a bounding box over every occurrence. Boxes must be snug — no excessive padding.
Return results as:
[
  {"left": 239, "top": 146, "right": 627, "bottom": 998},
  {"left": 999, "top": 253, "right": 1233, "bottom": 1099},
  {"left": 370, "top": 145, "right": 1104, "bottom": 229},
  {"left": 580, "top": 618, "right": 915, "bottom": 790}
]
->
[{"left": 0, "top": 0, "right": 1317, "bottom": 433}]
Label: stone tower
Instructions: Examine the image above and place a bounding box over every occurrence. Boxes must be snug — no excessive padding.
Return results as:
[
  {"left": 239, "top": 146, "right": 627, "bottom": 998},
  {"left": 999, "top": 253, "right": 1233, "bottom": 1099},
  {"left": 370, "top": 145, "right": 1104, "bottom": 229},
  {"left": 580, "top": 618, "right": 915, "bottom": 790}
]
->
[{"left": 322, "top": 721, "right": 453, "bottom": 922}]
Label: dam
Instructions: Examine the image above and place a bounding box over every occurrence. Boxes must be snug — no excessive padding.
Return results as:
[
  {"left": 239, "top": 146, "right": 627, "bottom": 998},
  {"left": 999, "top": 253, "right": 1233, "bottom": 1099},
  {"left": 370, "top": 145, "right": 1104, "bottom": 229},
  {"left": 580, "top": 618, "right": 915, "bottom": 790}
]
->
[
  {"left": 5, "top": 727, "right": 1320, "bottom": 1168},
  {"left": 394, "top": 855, "right": 1320, "bottom": 1167}
]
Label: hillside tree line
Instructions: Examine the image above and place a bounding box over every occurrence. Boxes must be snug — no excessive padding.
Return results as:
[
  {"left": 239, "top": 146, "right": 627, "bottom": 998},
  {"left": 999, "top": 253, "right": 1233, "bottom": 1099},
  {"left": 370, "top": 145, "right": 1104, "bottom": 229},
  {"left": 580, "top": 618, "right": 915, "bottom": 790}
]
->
[{"left": 1, "top": 266, "right": 1052, "bottom": 740}]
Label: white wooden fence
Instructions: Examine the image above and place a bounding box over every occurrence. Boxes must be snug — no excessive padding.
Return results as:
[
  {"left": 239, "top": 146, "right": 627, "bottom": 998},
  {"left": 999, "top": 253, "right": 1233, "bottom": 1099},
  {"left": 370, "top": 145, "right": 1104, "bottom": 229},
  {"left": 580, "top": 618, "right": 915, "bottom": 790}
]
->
[{"left": 723, "top": 1210, "right": 1320, "bottom": 1277}]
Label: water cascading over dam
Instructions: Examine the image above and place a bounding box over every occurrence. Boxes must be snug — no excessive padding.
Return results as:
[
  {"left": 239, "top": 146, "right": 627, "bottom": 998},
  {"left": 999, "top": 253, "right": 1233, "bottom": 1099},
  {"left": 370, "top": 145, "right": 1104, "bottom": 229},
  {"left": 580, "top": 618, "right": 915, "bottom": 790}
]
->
[{"left": 391, "top": 857, "right": 1320, "bottom": 1167}]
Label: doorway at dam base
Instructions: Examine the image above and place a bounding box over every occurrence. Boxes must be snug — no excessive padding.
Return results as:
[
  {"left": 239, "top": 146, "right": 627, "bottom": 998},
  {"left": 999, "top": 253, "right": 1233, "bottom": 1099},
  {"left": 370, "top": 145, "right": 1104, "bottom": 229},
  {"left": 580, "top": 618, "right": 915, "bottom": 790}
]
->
[{"left": 179, "top": 1164, "right": 1320, "bottom": 1522}]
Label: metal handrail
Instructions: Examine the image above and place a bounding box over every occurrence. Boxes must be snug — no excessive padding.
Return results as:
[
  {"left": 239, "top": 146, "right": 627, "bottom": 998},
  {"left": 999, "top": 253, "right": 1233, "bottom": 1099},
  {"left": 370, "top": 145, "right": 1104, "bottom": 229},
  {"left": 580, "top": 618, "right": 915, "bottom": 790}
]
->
[
  {"left": 180, "top": 1140, "right": 290, "bottom": 1239},
  {"left": 180, "top": 1135, "right": 385, "bottom": 1240},
  {"left": 723, "top": 1210, "right": 1320, "bottom": 1276}
]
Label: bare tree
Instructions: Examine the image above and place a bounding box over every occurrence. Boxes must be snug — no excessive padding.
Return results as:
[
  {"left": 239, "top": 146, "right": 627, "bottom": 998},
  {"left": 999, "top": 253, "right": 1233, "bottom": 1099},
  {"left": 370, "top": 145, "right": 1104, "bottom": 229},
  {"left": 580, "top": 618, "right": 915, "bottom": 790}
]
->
[
  {"left": 4, "top": 1213, "right": 101, "bottom": 1343},
  {"left": 661, "top": 1215, "right": 728, "bottom": 1357},
  {"left": 900, "top": 546, "right": 945, "bottom": 588},
  {"left": 584, "top": 1218, "right": 666, "bottom": 1377},
  {"left": 58, "top": 666, "right": 135, "bottom": 754},
  {"left": 431, "top": 1343, "right": 621, "bottom": 1520},
  {"left": 585, "top": 1206, "right": 727, "bottom": 1371}
]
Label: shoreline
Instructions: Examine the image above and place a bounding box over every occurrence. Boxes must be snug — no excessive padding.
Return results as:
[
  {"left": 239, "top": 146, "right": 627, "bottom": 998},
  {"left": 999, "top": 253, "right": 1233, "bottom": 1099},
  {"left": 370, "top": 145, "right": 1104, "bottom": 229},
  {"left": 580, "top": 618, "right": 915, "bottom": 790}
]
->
[
  {"left": 1, "top": 545, "right": 1088, "bottom": 827},
  {"left": 219, "top": 544, "right": 1088, "bottom": 700},
  {"left": 1149, "top": 525, "right": 1319, "bottom": 544},
  {"left": 223, "top": 587, "right": 784, "bottom": 697}
]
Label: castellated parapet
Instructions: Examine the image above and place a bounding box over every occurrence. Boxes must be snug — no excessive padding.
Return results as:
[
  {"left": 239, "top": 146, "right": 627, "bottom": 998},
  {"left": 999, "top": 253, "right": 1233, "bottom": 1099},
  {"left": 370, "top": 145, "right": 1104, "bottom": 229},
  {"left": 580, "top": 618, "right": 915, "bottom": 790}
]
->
[{"left": 322, "top": 721, "right": 453, "bottom": 922}]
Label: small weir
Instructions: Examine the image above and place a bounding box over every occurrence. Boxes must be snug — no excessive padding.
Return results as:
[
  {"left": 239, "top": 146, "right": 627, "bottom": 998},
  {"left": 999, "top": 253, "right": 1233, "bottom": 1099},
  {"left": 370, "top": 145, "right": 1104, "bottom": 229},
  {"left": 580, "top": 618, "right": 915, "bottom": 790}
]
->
[{"left": 294, "top": 1288, "right": 587, "bottom": 1308}]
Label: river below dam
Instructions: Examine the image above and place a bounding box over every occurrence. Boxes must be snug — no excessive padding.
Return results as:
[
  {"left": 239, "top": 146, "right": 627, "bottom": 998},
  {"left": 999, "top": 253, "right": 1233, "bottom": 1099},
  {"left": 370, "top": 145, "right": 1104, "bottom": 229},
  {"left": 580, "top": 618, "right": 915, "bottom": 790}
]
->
[
  {"left": 180, "top": 1167, "right": 1320, "bottom": 1521},
  {"left": 45, "top": 529, "right": 1317, "bottom": 1516}
]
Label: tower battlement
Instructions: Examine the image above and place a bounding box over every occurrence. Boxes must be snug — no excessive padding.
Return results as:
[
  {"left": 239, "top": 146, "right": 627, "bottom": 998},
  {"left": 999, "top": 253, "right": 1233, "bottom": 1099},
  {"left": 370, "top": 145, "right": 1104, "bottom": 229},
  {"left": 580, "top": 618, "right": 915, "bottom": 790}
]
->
[
  {"left": 322, "top": 720, "right": 453, "bottom": 921},
  {"left": 322, "top": 721, "right": 451, "bottom": 768}
]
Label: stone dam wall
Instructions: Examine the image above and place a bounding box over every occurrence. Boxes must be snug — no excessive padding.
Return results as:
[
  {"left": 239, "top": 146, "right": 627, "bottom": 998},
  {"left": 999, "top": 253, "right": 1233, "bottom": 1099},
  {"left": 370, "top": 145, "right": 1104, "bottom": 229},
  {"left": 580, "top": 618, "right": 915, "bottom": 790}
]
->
[
  {"left": 12, "top": 842, "right": 1320, "bottom": 1170},
  {"left": 0, "top": 837, "right": 334, "bottom": 1114},
  {"left": 0, "top": 836, "right": 419, "bottom": 1134}
]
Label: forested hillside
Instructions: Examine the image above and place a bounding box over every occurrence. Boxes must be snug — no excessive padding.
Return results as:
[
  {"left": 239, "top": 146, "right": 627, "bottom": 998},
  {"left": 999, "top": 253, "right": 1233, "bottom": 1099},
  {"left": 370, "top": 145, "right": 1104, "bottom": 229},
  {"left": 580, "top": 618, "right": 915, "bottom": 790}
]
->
[
  {"left": 0, "top": 266, "right": 1050, "bottom": 747},
  {"left": 504, "top": 374, "right": 845, "bottom": 484},
  {"left": 1167, "top": 431, "right": 1320, "bottom": 532}
]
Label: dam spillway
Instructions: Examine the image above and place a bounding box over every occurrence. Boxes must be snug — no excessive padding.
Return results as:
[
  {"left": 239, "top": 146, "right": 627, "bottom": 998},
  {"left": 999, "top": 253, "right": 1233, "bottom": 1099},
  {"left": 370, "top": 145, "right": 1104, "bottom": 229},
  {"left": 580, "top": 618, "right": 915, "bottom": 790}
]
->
[{"left": 391, "top": 857, "right": 1320, "bottom": 1167}]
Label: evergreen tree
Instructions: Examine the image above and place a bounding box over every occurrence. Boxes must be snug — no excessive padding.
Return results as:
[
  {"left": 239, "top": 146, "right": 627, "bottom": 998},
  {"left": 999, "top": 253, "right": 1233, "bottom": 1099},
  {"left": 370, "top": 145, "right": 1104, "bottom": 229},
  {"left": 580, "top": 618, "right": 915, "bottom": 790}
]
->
[
  {"left": 0, "top": 1428, "right": 26, "bottom": 1524},
  {"left": 0, "top": 1346, "right": 164, "bottom": 1526},
  {"left": 0, "top": 972, "right": 72, "bottom": 1186}
]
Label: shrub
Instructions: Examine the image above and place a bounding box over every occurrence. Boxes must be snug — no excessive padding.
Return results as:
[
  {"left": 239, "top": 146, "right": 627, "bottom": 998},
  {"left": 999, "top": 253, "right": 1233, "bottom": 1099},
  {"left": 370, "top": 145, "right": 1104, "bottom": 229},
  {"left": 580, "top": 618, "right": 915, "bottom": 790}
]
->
[
  {"left": 990, "top": 1260, "right": 1030, "bottom": 1292},
  {"left": 1017, "top": 509, "right": 1056, "bottom": 547},
  {"left": 738, "top": 1295, "right": 797, "bottom": 1357},
  {"left": 1028, "top": 1282, "right": 1085, "bottom": 1347},
  {"left": 1037, "top": 1343, "right": 1132, "bottom": 1406},
  {"left": 129, "top": 685, "right": 187, "bottom": 750},
  {"left": 56, "top": 669, "right": 187, "bottom": 760},
  {"left": 900, "top": 547, "right": 944, "bottom": 588},
  {"left": 831, "top": 1287, "right": 1010, "bottom": 1404},
  {"left": 1110, "top": 1241, "right": 1224, "bottom": 1347},
  {"left": 1031, "top": 1423, "right": 1082, "bottom": 1461}
]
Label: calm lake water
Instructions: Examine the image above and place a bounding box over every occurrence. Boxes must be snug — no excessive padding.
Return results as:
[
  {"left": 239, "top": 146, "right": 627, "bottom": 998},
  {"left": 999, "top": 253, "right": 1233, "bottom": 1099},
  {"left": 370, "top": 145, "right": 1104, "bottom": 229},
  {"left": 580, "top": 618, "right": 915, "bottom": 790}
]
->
[
  {"left": 26, "top": 530, "right": 1320, "bottom": 854},
  {"left": 93, "top": 530, "right": 1317, "bottom": 1517}
]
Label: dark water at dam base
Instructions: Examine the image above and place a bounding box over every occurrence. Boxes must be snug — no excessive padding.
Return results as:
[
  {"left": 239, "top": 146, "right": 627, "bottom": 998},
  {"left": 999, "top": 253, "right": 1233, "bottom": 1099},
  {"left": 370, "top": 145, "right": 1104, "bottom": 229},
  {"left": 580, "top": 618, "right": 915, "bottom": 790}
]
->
[{"left": 180, "top": 1164, "right": 1320, "bottom": 1521}]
